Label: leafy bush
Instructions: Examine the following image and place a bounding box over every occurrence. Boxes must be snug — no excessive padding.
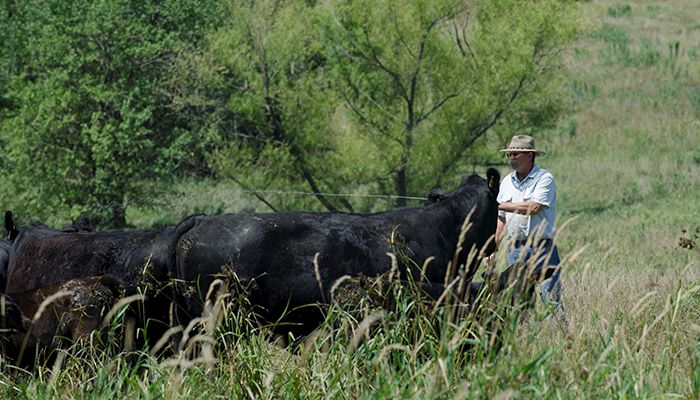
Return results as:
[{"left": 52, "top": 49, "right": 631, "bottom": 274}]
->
[
  {"left": 593, "top": 24, "right": 629, "bottom": 46},
  {"left": 0, "top": 0, "right": 225, "bottom": 227},
  {"left": 607, "top": 4, "right": 632, "bottom": 18}
]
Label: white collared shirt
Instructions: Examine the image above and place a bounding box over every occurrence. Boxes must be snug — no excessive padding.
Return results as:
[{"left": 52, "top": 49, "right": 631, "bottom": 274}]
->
[{"left": 497, "top": 165, "right": 556, "bottom": 241}]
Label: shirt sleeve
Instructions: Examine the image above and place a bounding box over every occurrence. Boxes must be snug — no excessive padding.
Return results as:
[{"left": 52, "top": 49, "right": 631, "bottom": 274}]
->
[
  {"left": 497, "top": 178, "right": 509, "bottom": 218},
  {"left": 529, "top": 173, "right": 555, "bottom": 207}
]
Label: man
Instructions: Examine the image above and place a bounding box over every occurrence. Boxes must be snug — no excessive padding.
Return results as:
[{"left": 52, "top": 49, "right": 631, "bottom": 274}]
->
[{"left": 492, "top": 135, "right": 563, "bottom": 311}]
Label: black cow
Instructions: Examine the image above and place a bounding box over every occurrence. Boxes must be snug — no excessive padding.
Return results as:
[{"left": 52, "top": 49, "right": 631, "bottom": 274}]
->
[
  {"left": 1, "top": 211, "right": 94, "bottom": 292},
  {"left": 0, "top": 239, "right": 10, "bottom": 293},
  {"left": 1, "top": 211, "right": 18, "bottom": 291},
  {"left": 6, "top": 228, "right": 171, "bottom": 292},
  {"left": 4, "top": 218, "right": 197, "bottom": 346},
  {"left": 0, "top": 275, "right": 123, "bottom": 367},
  {"left": 172, "top": 169, "right": 500, "bottom": 336}
]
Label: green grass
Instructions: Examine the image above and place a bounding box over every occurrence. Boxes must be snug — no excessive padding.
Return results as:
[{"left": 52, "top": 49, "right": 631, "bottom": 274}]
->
[
  {"left": 2, "top": 0, "right": 700, "bottom": 398},
  {"left": 1, "top": 266, "right": 697, "bottom": 399}
]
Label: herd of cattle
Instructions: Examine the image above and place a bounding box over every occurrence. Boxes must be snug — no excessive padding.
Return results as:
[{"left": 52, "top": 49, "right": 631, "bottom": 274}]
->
[{"left": 0, "top": 169, "right": 502, "bottom": 368}]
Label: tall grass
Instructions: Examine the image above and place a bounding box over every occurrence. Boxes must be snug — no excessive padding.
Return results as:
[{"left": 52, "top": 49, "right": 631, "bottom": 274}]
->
[{"left": 0, "top": 260, "right": 697, "bottom": 398}]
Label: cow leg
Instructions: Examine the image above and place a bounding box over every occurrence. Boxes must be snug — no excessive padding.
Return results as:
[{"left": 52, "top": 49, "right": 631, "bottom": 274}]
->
[
  {"left": 171, "top": 275, "right": 265, "bottom": 355},
  {"left": 331, "top": 277, "right": 463, "bottom": 313}
]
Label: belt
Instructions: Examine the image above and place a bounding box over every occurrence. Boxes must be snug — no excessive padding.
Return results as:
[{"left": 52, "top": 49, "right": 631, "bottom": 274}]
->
[{"left": 513, "top": 238, "right": 553, "bottom": 247}]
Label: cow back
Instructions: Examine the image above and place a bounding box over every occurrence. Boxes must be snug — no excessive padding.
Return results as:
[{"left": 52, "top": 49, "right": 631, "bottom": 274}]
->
[
  {"left": 5, "top": 227, "right": 169, "bottom": 293},
  {"left": 172, "top": 171, "right": 499, "bottom": 328}
]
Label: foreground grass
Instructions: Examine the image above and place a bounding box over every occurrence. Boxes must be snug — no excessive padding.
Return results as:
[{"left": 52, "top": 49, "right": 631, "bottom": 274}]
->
[{"left": 0, "top": 263, "right": 698, "bottom": 399}]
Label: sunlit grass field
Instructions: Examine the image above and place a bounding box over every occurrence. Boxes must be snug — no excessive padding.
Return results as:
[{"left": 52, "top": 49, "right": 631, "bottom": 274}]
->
[{"left": 1, "top": 0, "right": 699, "bottom": 398}]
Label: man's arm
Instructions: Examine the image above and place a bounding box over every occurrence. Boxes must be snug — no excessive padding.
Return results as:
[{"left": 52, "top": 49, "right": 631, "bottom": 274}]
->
[
  {"left": 498, "top": 201, "right": 545, "bottom": 216},
  {"left": 501, "top": 172, "right": 555, "bottom": 216},
  {"left": 495, "top": 215, "right": 506, "bottom": 246},
  {"left": 486, "top": 216, "right": 507, "bottom": 267}
]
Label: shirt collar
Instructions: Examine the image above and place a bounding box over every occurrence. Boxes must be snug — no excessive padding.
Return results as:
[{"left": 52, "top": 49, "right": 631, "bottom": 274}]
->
[{"left": 511, "top": 164, "right": 541, "bottom": 185}]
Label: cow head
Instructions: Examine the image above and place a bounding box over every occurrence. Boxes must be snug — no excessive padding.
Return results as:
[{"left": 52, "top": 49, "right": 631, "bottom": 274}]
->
[
  {"left": 427, "top": 168, "right": 500, "bottom": 204},
  {"left": 436, "top": 169, "right": 501, "bottom": 279}
]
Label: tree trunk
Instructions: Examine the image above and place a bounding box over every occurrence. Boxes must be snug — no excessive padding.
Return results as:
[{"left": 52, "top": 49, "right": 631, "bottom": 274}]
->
[{"left": 395, "top": 168, "right": 407, "bottom": 208}]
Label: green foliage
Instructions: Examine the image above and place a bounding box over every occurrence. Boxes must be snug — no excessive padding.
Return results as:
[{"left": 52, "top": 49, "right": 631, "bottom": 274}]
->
[
  {"left": 204, "top": 0, "right": 355, "bottom": 212},
  {"left": 607, "top": 3, "right": 632, "bottom": 18},
  {"left": 592, "top": 23, "right": 629, "bottom": 47},
  {"left": 0, "top": 0, "right": 224, "bottom": 227},
  {"left": 205, "top": 0, "right": 579, "bottom": 211},
  {"left": 593, "top": 24, "right": 677, "bottom": 68},
  {"left": 0, "top": 0, "right": 579, "bottom": 217}
]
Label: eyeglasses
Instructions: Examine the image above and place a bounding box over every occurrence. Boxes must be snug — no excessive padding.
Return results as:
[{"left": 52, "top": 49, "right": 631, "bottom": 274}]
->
[{"left": 506, "top": 151, "right": 525, "bottom": 158}]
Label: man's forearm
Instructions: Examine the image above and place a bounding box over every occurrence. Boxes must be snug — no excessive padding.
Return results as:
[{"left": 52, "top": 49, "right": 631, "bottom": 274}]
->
[
  {"left": 498, "top": 201, "right": 543, "bottom": 215},
  {"left": 495, "top": 216, "right": 506, "bottom": 245}
]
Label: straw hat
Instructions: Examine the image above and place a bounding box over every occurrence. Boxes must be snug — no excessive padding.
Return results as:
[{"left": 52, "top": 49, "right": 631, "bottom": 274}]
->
[{"left": 499, "top": 135, "right": 546, "bottom": 156}]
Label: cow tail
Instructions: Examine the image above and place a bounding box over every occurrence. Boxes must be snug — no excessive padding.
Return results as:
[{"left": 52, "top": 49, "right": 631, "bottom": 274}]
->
[
  {"left": 165, "top": 214, "right": 203, "bottom": 338},
  {"left": 168, "top": 214, "right": 203, "bottom": 276},
  {"left": 486, "top": 168, "right": 500, "bottom": 197}
]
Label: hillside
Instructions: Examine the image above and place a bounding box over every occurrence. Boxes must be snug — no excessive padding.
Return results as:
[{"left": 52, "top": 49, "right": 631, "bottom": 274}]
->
[{"left": 549, "top": 0, "right": 700, "bottom": 267}]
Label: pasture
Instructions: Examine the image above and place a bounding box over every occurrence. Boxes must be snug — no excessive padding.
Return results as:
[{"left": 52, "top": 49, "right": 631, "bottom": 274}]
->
[{"left": 0, "top": 0, "right": 699, "bottom": 398}]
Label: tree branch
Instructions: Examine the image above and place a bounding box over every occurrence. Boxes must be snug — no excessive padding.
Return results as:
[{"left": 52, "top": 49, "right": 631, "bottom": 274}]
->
[
  {"left": 231, "top": 176, "right": 278, "bottom": 212},
  {"left": 415, "top": 92, "right": 460, "bottom": 126},
  {"left": 393, "top": 10, "right": 416, "bottom": 60},
  {"left": 339, "top": 87, "right": 404, "bottom": 147},
  {"left": 452, "top": 14, "right": 478, "bottom": 70},
  {"left": 292, "top": 152, "right": 339, "bottom": 212},
  {"left": 434, "top": 71, "right": 531, "bottom": 185},
  {"left": 361, "top": 26, "right": 408, "bottom": 102},
  {"left": 408, "top": 15, "right": 444, "bottom": 108},
  {"left": 405, "top": 15, "right": 445, "bottom": 142}
]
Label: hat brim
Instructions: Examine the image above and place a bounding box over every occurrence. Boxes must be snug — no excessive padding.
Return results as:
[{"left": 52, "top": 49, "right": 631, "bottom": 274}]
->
[{"left": 499, "top": 149, "right": 546, "bottom": 156}]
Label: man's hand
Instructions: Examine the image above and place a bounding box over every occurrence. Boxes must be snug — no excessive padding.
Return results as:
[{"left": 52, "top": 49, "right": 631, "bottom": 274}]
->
[{"left": 485, "top": 253, "right": 496, "bottom": 268}]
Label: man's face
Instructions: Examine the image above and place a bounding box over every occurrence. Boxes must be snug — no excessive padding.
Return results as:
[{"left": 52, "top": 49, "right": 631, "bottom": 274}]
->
[{"left": 507, "top": 151, "right": 533, "bottom": 171}]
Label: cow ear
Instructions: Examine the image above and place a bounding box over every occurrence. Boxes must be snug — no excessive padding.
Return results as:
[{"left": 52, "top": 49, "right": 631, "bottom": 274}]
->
[
  {"left": 4, "top": 211, "right": 12, "bottom": 233},
  {"left": 428, "top": 188, "right": 446, "bottom": 203},
  {"left": 4, "top": 211, "right": 18, "bottom": 241},
  {"left": 486, "top": 168, "right": 500, "bottom": 195}
]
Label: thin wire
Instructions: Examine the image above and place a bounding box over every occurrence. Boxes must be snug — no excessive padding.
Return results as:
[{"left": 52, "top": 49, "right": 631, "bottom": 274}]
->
[
  {"left": 12, "top": 186, "right": 429, "bottom": 226},
  {"left": 244, "top": 189, "right": 428, "bottom": 201}
]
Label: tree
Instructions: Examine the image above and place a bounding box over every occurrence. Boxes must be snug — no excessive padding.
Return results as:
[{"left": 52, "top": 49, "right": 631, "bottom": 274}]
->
[
  {"left": 210, "top": 0, "right": 578, "bottom": 212},
  {"left": 207, "top": 0, "right": 358, "bottom": 212},
  {"left": 0, "top": 0, "right": 224, "bottom": 227},
  {"left": 322, "top": 0, "right": 577, "bottom": 206}
]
